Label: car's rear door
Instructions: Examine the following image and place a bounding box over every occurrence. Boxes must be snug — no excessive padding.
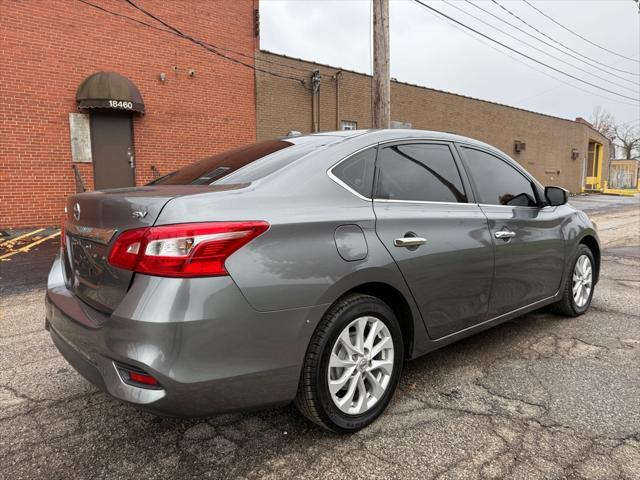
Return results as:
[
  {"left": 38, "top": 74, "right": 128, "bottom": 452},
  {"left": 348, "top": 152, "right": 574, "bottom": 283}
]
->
[
  {"left": 457, "top": 145, "right": 565, "bottom": 317},
  {"left": 373, "top": 141, "right": 494, "bottom": 339}
]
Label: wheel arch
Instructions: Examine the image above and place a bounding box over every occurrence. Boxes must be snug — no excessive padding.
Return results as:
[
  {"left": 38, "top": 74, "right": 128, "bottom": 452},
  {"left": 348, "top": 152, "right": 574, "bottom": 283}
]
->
[
  {"left": 331, "top": 282, "right": 416, "bottom": 358},
  {"left": 578, "top": 234, "right": 600, "bottom": 284}
]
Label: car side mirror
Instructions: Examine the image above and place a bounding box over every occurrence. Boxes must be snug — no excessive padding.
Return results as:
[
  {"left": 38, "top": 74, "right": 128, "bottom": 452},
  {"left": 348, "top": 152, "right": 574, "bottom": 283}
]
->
[{"left": 544, "top": 186, "right": 568, "bottom": 206}]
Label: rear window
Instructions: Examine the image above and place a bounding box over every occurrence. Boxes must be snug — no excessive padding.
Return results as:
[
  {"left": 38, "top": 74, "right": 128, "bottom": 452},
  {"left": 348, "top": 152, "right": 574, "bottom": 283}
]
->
[{"left": 148, "top": 137, "right": 330, "bottom": 186}]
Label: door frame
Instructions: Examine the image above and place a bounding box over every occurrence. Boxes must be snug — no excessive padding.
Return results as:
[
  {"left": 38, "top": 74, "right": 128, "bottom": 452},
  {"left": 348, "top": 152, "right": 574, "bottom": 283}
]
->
[{"left": 584, "top": 140, "right": 603, "bottom": 191}]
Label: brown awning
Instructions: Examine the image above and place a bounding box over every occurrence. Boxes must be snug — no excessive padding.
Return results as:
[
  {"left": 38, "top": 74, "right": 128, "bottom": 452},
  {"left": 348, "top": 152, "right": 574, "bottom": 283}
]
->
[{"left": 76, "top": 72, "right": 144, "bottom": 114}]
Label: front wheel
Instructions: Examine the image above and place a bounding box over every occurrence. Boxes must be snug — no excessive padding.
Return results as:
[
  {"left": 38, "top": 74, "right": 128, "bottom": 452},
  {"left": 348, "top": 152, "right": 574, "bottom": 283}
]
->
[
  {"left": 295, "top": 294, "right": 404, "bottom": 433},
  {"left": 552, "top": 245, "right": 595, "bottom": 316}
]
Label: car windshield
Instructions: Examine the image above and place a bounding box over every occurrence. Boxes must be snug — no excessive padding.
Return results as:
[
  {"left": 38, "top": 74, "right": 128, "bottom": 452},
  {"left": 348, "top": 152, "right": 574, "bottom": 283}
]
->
[{"left": 148, "top": 136, "right": 332, "bottom": 186}]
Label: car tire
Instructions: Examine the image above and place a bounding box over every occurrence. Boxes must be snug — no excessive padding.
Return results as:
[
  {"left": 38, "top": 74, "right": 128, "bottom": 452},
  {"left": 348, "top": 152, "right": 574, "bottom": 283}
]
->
[
  {"left": 295, "top": 293, "right": 404, "bottom": 433},
  {"left": 552, "top": 245, "right": 595, "bottom": 317}
]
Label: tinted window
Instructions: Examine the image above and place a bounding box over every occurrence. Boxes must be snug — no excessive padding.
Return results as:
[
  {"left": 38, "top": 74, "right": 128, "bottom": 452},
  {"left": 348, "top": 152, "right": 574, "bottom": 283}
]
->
[
  {"left": 331, "top": 148, "right": 376, "bottom": 197},
  {"left": 375, "top": 144, "right": 467, "bottom": 202},
  {"left": 461, "top": 148, "right": 537, "bottom": 206},
  {"left": 149, "top": 137, "right": 330, "bottom": 186}
]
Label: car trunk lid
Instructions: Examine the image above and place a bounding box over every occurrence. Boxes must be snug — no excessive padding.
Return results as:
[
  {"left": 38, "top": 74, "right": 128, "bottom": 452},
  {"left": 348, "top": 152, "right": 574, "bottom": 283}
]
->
[{"left": 62, "top": 185, "right": 214, "bottom": 313}]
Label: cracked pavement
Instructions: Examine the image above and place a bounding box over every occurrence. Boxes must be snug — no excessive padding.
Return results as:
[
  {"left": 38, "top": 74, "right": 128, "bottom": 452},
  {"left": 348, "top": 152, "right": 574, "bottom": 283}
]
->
[{"left": 1, "top": 202, "right": 639, "bottom": 479}]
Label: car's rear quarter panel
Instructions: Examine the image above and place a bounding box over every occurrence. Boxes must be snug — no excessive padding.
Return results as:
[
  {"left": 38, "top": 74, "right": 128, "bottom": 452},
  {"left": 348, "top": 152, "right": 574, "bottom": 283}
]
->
[{"left": 154, "top": 138, "right": 431, "bottom": 356}]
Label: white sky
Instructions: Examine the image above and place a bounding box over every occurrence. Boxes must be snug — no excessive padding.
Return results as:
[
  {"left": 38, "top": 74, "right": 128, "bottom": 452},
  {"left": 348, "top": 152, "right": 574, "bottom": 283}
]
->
[{"left": 260, "top": 0, "right": 640, "bottom": 125}]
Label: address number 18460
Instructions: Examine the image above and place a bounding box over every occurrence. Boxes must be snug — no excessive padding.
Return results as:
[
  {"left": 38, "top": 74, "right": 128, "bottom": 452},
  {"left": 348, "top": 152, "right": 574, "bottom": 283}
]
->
[{"left": 108, "top": 100, "right": 134, "bottom": 109}]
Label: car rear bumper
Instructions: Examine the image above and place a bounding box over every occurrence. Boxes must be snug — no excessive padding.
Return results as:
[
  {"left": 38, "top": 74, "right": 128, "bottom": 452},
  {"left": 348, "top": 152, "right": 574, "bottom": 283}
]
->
[{"left": 46, "top": 256, "right": 326, "bottom": 416}]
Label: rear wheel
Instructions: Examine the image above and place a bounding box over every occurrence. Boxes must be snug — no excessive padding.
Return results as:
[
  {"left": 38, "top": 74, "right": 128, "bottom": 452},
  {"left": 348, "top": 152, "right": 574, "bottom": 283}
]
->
[
  {"left": 552, "top": 245, "right": 595, "bottom": 316},
  {"left": 295, "top": 294, "right": 404, "bottom": 432}
]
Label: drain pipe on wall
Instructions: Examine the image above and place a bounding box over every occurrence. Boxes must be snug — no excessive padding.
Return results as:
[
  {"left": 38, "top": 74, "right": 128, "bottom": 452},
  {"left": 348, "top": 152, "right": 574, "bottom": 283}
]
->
[
  {"left": 311, "top": 70, "right": 321, "bottom": 132},
  {"left": 335, "top": 71, "right": 342, "bottom": 131}
]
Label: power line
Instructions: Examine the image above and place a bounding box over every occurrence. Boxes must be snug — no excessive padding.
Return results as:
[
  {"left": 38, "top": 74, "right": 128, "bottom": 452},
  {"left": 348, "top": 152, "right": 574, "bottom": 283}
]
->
[
  {"left": 465, "top": 0, "right": 639, "bottom": 79},
  {"left": 76, "top": 0, "right": 316, "bottom": 85},
  {"left": 490, "top": 0, "right": 640, "bottom": 71},
  {"left": 412, "top": 0, "right": 639, "bottom": 103},
  {"left": 415, "top": 1, "right": 638, "bottom": 108},
  {"left": 443, "top": 0, "right": 638, "bottom": 93},
  {"left": 522, "top": 0, "right": 640, "bottom": 64}
]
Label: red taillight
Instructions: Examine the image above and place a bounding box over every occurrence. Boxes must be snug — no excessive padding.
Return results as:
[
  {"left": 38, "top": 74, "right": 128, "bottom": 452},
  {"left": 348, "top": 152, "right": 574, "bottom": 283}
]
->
[
  {"left": 108, "top": 227, "right": 148, "bottom": 271},
  {"left": 107, "top": 221, "right": 269, "bottom": 277}
]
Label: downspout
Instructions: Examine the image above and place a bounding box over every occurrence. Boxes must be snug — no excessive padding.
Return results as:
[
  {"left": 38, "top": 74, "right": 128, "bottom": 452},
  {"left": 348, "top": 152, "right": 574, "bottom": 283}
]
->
[
  {"left": 311, "top": 86, "right": 316, "bottom": 133},
  {"left": 335, "top": 71, "right": 342, "bottom": 130},
  {"left": 253, "top": 0, "right": 260, "bottom": 141},
  {"left": 580, "top": 154, "right": 587, "bottom": 192},
  {"left": 311, "top": 70, "right": 321, "bottom": 133}
]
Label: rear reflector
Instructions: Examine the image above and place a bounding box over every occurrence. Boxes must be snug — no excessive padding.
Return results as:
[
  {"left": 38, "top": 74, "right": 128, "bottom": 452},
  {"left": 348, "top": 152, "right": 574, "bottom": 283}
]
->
[
  {"left": 115, "top": 362, "right": 162, "bottom": 389},
  {"left": 128, "top": 371, "right": 159, "bottom": 386},
  {"left": 108, "top": 221, "right": 269, "bottom": 277}
]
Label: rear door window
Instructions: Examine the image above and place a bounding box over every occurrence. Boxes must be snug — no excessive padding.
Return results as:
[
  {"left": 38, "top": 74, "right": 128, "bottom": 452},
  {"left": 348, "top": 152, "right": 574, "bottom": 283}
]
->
[
  {"left": 460, "top": 147, "right": 538, "bottom": 207},
  {"left": 375, "top": 143, "right": 467, "bottom": 203}
]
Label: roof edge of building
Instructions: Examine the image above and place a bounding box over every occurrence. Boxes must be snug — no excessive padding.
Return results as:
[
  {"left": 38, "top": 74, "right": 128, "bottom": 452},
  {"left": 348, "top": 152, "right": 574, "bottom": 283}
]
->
[{"left": 258, "top": 49, "right": 608, "bottom": 139}]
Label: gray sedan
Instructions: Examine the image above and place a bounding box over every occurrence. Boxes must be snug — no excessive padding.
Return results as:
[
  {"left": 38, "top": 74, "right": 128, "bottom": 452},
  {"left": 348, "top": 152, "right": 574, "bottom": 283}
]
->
[{"left": 46, "top": 129, "right": 599, "bottom": 432}]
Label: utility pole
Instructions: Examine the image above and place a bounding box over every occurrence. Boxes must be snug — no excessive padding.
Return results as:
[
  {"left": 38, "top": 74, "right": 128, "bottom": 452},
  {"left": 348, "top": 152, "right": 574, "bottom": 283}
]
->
[{"left": 372, "top": 0, "right": 390, "bottom": 129}]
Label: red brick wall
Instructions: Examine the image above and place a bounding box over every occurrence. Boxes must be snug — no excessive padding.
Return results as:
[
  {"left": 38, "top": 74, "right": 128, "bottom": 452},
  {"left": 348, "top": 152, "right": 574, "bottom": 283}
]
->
[{"left": 0, "top": 0, "right": 258, "bottom": 228}]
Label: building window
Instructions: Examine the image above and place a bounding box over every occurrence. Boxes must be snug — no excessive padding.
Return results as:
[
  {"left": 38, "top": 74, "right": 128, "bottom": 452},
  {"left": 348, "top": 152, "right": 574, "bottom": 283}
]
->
[{"left": 341, "top": 120, "right": 357, "bottom": 131}]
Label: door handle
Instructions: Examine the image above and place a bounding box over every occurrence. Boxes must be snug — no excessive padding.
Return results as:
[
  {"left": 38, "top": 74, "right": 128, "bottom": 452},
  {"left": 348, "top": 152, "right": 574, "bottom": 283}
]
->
[
  {"left": 394, "top": 237, "right": 427, "bottom": 248},
  {"left": 494, "top": 229, "right": 516, "bottom": 240}
]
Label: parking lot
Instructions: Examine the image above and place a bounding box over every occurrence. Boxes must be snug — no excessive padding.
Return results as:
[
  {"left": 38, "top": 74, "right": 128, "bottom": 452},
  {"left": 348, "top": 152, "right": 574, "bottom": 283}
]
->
[{"left": 1, "top": 198, "right": 639, "bottom": 480}]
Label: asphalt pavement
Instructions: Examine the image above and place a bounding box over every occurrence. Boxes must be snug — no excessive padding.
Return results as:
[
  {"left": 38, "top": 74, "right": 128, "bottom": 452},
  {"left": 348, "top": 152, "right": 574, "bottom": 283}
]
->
[
  {"left": 1, "top": 199, "right": 638, "bottom": 480},
  {"left": 569, "top": 192, "right": 640, "bottom": 213}
]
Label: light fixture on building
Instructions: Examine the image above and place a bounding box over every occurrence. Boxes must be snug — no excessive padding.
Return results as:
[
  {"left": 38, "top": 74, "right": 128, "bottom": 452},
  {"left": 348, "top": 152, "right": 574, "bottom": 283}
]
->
[
  {"left": 159, "top": 72, "right": 166, "bottom": 82},
  {"left": 187, "top": 69, "right": 196, "bottom": 77},
  {"left": 571, "top": 148, "right": 579, "bottom": 160},
  {"left": 514, "top": 140, "right": 526, "bottom": 153}
]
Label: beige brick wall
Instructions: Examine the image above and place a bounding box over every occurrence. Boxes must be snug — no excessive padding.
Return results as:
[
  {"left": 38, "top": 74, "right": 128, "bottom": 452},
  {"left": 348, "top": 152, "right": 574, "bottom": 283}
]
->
[{"left": 256, "top": 51, "right": 610, "bottom": 193}]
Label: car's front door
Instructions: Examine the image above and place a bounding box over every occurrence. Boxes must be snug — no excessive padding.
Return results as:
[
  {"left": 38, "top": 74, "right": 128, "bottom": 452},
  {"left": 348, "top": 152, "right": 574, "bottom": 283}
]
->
[
  {"left": 373, "top": 141, "right": 494, "bottom": 339},
  {"left": 457, "top": 145, "right": 565, "bottom": 316}
]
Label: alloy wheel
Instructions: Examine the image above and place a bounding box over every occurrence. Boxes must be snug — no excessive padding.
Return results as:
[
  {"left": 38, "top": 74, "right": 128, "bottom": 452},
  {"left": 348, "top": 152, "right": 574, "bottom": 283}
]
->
[
  {"left": 327, "top": 316, "right": 394, "bottom": 415},
  {"left": 572, "top": 254, "right": 593, "bottom": 308}
]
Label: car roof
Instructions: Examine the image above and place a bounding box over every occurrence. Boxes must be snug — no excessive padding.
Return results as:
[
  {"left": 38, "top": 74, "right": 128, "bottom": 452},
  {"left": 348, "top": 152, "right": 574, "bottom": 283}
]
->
[{"left": 303, "top": 129, "right": 503, "bottom": 154}]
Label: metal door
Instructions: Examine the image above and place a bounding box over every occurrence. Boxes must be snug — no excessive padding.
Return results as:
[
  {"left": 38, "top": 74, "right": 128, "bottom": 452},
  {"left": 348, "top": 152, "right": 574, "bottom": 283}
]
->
[{"left": 90, "top": 112, "right": 135, "bottom": 190}]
